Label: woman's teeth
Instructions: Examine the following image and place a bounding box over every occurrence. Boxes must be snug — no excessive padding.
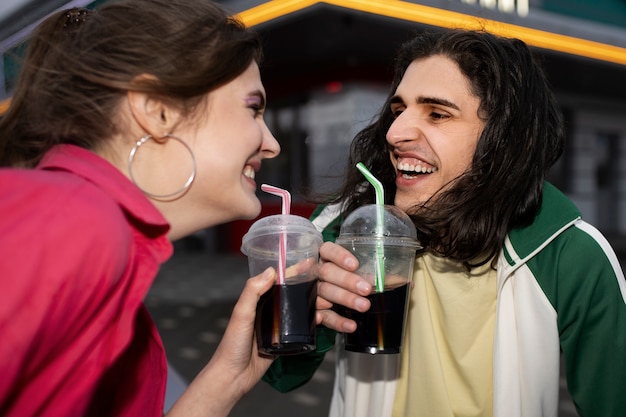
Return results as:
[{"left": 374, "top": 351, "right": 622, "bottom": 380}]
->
[{"left": 244, "top": 165, "right": 255, "bottom": 180}]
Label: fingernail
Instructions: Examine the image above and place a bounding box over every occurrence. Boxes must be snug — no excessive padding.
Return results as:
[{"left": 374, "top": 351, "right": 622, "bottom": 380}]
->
[
  {"left": 356, "top": 280, "right": 371, "bottom": 295},
  {"left": 343, "top": 321, "right": 356, "bottom": 333},
  {"left": 263, "top": 267, "right": 276, "bottom": 281},
  {"left": 344, "top": 257, "right": 357, "bottom": 269},
  {"left": 355, "top": 298, "right": 369, "bottom": 312}
]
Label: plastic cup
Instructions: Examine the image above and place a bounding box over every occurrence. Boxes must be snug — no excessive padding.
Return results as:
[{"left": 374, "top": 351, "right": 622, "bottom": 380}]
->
[
  {"left": 241, "top": 214, "right": 323, "bottom": 355},
  {"left": 335, "top": 204, "right": 421, "bottom": 354}
]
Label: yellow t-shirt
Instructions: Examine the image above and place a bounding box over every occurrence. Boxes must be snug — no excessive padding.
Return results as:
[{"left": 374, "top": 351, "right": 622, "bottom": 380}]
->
[{"left": 392, "top": 253, "right": 497, "bottom": 417}]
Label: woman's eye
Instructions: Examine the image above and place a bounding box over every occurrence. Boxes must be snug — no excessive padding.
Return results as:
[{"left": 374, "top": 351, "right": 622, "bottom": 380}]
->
[
  {"left": 245, "top": 96, "right": 265, "bottom": 117},
  {"left": 249, "top": 104, "right": 263, "bottom": 117}
]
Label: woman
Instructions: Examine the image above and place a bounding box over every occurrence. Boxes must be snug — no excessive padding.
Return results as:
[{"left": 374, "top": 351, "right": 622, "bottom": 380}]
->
[
  {"left": 265, "top": 29, "right": 626, "bottom": 417},
  {"left": 0, "top": 1, "right": 281, "bottom": 416}
]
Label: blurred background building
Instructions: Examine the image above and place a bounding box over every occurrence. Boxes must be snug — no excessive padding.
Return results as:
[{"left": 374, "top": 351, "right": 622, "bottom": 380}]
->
[{"left": 2, "top": 0, "right": 626, "bottom": 251}]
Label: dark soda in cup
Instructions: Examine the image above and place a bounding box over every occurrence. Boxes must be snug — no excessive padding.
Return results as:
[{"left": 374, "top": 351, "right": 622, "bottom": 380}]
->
[
  {"left": 342, "top": 282, "right": 409, "bottom": 354},
  {"left": 336, "top": 205, "right": 421, "bottom": 355},
  {"left": 255, "top": 276, "right": 317, "bottom": 355},
  {"left": 241, "top": 214, "right": 323, "bottom": 356}
]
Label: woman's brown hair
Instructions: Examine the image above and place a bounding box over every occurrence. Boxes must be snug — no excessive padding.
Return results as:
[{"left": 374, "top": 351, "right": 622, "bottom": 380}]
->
[{"left": 0, "top": 0, "right": 262, "bottom": 167}]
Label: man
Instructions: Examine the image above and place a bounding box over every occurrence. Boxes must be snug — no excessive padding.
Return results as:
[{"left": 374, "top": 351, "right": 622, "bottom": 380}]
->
[{"left": 265, "top": 29, "right": 626, "bottom": 417}]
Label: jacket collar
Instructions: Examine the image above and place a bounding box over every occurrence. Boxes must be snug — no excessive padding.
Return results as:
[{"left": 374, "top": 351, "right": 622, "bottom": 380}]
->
[
  {"left": 37, "top": 144, "right": 171, "bottom": 237},
  {"left": 504, "top": 182, "right": 581, "bottom": 265}
]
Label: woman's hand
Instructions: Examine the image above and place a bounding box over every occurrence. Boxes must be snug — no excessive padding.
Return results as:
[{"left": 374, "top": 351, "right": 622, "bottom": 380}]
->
[
  {"left": 166, "top": 267, "right": 276, "bottom": 417},
  {"left": 315, "top": 242, "right": 372, "bottom": 333}
]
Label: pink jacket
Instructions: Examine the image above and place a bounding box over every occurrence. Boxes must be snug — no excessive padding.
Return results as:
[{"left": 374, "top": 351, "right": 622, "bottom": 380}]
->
[{"left": 0, "top": 145, "right": 173, "bottom": 417}]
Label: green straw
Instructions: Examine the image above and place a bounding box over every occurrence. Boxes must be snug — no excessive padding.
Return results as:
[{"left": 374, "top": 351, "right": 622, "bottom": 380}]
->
[{"left": 356, "top": 162, "right": 385, "bottom": 293}]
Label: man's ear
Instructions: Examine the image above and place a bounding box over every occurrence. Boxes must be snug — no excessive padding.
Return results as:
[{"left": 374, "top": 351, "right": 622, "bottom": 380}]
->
[{"left": 127, "top": 76, "right": 181, "bottom": 139}]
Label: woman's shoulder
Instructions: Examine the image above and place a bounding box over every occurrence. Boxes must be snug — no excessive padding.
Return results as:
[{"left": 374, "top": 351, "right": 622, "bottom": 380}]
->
[
  {"left": 0, "top": 169, "right": 137, "bottom": 372},
  {"left": 0, "top": 168, "right": 132, "bottom": 268},
  {"left": 5, "top": 167, "right": 125, "bottom": 218}
]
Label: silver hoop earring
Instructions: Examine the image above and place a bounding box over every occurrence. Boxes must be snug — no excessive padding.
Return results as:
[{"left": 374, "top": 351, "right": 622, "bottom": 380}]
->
[{"left": 128, "top": 134, "right": 197, "bottom": 200}]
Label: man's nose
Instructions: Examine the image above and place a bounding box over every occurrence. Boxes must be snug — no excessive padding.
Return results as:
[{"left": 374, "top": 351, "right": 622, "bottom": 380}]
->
[{"left": 386, "top": 113, "right": 422, "bottom": 146}]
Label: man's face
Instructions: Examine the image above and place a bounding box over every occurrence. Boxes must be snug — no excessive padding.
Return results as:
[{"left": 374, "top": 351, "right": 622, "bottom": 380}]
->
[{"left": 387, "top": 55, "right": 485, "bottom": 212}]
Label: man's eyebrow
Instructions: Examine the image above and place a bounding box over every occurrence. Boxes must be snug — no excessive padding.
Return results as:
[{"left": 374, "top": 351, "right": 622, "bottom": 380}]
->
[
  {"left": 418, "top": 96, "right": 460, "bottom": 111},
  {"left": 389, "top": 94, "right": 460, "bottom": 111},
  {"left": 389, "top": 95, "right": 403, "bottom": 105}
]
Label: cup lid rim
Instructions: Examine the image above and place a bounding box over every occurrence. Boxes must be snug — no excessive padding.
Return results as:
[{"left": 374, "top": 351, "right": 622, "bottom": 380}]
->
[{"left": 336, "top": 235, "right": 422, "bottom": 249}]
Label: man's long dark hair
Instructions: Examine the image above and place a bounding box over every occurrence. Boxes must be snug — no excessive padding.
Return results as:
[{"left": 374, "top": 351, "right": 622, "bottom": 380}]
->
[{"left": 327, "top": 29, "right": 565, "bottom": 268}]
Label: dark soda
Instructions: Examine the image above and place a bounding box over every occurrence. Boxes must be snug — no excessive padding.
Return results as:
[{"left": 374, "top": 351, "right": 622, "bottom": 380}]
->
[
  {"left": 343, "top": 283, "right": 409, "bottom": 354},
  {"left": 255, "top": 276, "right": 317, "bottom": 355}
]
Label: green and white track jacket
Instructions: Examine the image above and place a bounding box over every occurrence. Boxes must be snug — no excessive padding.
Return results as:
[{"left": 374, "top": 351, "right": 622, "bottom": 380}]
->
[{"left": 264, "top": 182, "right": 626, "bottom": 417}]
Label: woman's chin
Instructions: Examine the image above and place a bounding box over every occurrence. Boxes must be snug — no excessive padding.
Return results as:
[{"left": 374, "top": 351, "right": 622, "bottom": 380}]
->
[
  {"left": 203, "top": 194, "right": 261, "bottom": 226},
  {"left": 237, "top": 197, "right": 262, "bottom": 221}
]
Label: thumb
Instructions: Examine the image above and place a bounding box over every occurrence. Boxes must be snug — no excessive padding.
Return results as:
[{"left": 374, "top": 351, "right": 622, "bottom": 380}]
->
[
  {"left": 230, "top": 267, "right": 276, "bottom": 323},
  {"left": 250, "top": 267, "right": 276, "bottom": 296}
]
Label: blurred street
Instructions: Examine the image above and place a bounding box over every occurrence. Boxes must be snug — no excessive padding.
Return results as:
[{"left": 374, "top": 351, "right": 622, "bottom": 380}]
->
[{"left": 146, "top": 235, "right": 626, "bottom": 417}]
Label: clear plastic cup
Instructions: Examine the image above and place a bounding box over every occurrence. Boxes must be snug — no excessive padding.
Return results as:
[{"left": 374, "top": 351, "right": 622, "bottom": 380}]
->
[
  {"left": 335, "top": 204, "right": 421, "bottom": 354},
  {"left": 241, "top": 214, "right": 323, "bottom": 355}
]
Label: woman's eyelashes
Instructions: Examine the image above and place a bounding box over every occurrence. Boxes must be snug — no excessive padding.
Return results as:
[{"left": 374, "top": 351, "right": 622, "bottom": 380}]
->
[{"left": 245, "top": 93, "right": 265, "bottom": 117}]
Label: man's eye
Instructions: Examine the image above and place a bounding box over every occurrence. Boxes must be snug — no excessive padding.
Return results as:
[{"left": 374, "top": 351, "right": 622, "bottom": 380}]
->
[
  {"left": 430, "top": 111, "right": 448, "bottom": 121},
  {"left": 391, "top": 108, "right": 404, "bottom": 118}
]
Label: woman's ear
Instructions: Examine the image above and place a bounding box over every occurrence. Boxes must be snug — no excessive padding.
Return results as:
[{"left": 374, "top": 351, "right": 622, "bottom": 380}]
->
[{"left": 127, "top": 75, "right": 181, "bottom": 139}]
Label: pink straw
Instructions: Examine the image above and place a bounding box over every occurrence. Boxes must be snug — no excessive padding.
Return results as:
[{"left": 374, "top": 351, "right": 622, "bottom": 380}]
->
[{"left": 261, "top": 184, "right": 291, "bottom": 285}]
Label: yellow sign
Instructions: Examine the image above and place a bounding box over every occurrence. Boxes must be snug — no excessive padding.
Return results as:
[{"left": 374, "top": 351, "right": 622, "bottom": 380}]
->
[{"left": 238, "top": 0, "right": 626, "bottom": 66}]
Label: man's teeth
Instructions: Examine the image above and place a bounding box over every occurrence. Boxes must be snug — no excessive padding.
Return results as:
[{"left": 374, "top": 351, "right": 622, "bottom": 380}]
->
[
  {"left": 244, "top": 166, "right": 255, "bottom": 180},
  {"left": 397, "top": 161, "right": 437, "bottom": 174}
]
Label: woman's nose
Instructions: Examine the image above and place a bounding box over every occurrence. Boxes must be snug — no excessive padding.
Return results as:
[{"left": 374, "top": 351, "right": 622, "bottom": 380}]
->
[{"left": 261, "top": 123, "right": 281, "bottom": 159}]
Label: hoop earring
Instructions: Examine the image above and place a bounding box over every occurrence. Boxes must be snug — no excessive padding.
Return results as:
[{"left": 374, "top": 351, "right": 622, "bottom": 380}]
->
[{"left": 128, "top": 134, "right": 197, "bottom": 200}]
